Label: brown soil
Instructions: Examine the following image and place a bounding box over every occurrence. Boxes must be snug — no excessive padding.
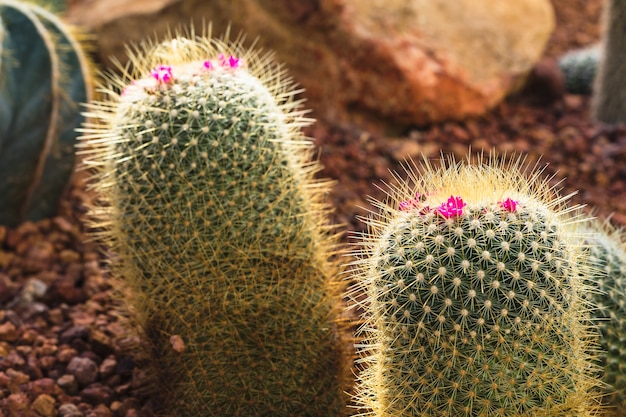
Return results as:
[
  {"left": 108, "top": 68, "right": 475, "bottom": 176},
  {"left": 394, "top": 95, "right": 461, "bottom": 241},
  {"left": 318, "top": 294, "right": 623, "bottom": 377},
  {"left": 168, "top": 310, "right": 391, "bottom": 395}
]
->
[{"left": 2, "top": 0, "right": 624, "bottom": 416}]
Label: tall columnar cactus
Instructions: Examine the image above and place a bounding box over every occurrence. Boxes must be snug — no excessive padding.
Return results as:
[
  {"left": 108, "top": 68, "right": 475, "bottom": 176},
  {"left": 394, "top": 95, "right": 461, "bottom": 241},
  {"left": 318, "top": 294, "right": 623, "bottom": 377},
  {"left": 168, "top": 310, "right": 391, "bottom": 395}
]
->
[
  {"left": 78, "top": 33, "right": 351, "bottom": 416},
  {"left": 592, "top": 0, "right": 626, "bottom": 123},
  {"left": 350, "top": 156, "right": 602, "bottom": 416},
  {"left": 582, "top": 218, "right": 626, "bottom": 412},
  {"left": 0, "top": 0, "right": 92, "bottom": 226}
]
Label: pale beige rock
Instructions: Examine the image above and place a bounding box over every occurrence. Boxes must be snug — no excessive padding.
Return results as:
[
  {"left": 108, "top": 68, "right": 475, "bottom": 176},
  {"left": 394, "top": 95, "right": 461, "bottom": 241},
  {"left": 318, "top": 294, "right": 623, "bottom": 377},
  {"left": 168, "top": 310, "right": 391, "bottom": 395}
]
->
[{"left": 67, "top": 0, "right": 554, "bottom": 131}]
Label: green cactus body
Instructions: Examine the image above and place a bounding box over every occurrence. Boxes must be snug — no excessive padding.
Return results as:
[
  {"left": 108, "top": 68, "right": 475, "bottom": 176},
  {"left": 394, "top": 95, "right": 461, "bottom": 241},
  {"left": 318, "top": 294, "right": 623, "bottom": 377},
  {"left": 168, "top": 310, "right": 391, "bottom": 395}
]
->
[
  {"left": 351, "top": 157, "right": 601, "bottom": 417},
  {"left": 79, "top": 35, "right": 350, "bottom": 416},
  {"left": 583, "top": 219, "right": 626, "bottom": 412},
  {"left": 0, "top": 0, "right": 92, "bottom": 226},
  {"left": 557, "top": 44, "right": 600, "bottom": 95}
]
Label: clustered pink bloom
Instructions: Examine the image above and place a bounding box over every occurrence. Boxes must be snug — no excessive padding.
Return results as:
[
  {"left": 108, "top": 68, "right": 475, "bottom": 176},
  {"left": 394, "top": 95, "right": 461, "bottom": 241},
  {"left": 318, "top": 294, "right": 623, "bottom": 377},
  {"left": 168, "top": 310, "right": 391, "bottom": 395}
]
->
[
  {"left": 499, "top": 197, "right": 519, "bottom": 212},
  {"left": 203, "top": 54, "right": 242, "bottom": 71},
  {"left": 399, "top": 193, "right": 421, "bottom": 211},
  {"left": 219, "top": 53, "right": 241, "bottom": 68},
  {"left": 151, "top": 65, "right": 173, "bottom": 84},
  {"left": 436, "top": 196, "right": 466, "bottom": 218}
]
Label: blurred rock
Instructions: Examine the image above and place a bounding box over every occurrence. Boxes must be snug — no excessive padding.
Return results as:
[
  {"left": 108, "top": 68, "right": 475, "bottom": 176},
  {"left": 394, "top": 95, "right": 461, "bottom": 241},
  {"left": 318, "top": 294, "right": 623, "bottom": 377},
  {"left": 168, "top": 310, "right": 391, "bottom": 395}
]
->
[
  {"left": 66, "top": 0, "right": 554, "bottom": 132},
  {"left": 0, "top": 322, "right": 19, "bottom": 342},
  {"left": 58, "top": 403, "right": 83, "bottom": 417},
  {"left": 58, "top": 374, "right": 80, "bottom": 395},
  {"left": 66, "top": 357, "right": 99, "bottom": 386},
  {"left": 31, "top": 394, "right": 57, "bottom": 417}
]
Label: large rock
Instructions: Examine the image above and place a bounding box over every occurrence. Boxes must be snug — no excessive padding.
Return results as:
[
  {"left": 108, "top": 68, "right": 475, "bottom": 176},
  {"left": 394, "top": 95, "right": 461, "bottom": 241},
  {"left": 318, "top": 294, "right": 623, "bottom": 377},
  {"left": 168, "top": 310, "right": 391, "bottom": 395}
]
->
[{"left": 66, "top": 0, "right": 554, "bottom": 131}]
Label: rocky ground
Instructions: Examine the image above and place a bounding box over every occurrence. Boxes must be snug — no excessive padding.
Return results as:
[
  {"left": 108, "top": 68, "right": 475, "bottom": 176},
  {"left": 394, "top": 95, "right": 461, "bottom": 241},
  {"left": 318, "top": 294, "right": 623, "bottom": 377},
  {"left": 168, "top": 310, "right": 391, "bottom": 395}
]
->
[{"left": 2, "top": 0, "right": 624, "bottom": 416}]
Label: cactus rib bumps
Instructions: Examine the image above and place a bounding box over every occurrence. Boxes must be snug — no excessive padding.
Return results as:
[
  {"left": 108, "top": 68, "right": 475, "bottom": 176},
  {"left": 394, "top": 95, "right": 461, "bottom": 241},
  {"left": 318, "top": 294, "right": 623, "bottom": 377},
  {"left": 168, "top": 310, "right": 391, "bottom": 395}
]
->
[
  {"left": 349, "top": 155, "right": 602, "bottom": 417},
  {"left": 583, "top": 218, "right": 626, "bottom": 413},
  {"left": 78, "top": 31, "right": 350, "bottom": 416}
]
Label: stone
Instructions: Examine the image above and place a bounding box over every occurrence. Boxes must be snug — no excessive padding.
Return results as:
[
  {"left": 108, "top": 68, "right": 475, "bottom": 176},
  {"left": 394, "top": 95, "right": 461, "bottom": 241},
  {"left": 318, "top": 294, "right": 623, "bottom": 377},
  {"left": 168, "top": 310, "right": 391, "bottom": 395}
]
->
[
  {"left": 80, "top": 384, "right": 113, "bottom": 406},
  {"left": 58, "top": 403, "right": 83, "bottom": 417},
  {"left": 0, "top": 322, "right": 19, "bottom": 342},
  {"left": 57, "top": 374, "right": 79, "bottom": 395},
  {"left": 31, "top": 394, "right": 57, "bottom": 417},
  {"left": 66, "top": 0, "right": 554, "bottom": 132},
  {"left": 98, "top": 358, "right": 117, "bottom": 379},
  {"left": 66, "top": 357, "right": 99, "bottom": 386}
]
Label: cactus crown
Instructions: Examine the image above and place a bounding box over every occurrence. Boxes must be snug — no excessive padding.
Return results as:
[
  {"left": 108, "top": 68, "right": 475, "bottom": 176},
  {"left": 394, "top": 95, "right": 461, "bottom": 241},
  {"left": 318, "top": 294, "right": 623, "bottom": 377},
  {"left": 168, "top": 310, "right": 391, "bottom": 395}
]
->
[{"left": 349, "top": 154, "right": 602, "bottom": 417}]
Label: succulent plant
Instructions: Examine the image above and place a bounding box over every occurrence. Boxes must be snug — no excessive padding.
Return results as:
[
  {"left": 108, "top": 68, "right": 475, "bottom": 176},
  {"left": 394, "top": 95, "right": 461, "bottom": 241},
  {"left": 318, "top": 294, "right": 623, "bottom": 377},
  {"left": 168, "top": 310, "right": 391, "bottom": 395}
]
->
[
  {"left": 582, "top": 217, "right": 626, "bottom": 412},
  {"left": 592, "top": 0, "right": 626, "bottom": 124},
  {"left": 0, "top": 0, "right": 92, "bottom": 226},
  {"left": 350, "top": 155, "right": 602, "bottom": 417},
  {"left": 558, "top": 44, "right": 600, "bottom": 95},
  {"left": 78, "top": 32, "right": 351, "bottom": 416}
]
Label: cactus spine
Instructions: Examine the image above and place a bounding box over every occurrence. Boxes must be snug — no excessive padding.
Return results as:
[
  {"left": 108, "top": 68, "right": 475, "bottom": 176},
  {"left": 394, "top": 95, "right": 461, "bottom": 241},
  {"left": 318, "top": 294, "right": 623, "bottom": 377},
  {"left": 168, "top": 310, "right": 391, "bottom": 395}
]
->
[
  {"left": 583, "top": 218, "right": 626, "bottom": 413},
  {"left": 79, "top": 32, "right": 350, "bottom": 416},
  {"left": 350, "top": 155, "right": 601, "bottom": 416}
]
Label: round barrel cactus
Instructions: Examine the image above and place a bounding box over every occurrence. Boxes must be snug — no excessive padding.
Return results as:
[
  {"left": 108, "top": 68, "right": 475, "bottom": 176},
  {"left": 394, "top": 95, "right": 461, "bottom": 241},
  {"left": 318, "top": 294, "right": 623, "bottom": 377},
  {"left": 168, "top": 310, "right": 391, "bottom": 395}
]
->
[
  {"left": 350, "top": 156, "right": 602, "bottom": 417},
  {"left": 78, "top": 34, "right": 351, "bottom": 416}
]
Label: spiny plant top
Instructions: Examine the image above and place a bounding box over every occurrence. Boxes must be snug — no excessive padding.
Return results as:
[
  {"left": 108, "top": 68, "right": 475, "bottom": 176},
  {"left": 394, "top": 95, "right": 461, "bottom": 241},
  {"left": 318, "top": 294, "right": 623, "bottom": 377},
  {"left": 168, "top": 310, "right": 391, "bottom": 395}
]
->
[
  {"left": 80, "top": 33, "right": 337, "bottom": 261},
  {"left": 350, "top": 155, "right": 602, "bottom": 417}
]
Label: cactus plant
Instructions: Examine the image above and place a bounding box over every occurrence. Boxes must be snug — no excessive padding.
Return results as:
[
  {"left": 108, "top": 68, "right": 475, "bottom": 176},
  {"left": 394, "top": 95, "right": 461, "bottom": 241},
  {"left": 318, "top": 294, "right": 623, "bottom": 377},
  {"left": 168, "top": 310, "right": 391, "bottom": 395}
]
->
[
  {"left": 350, "top": 155, "right": 602, "bottom": 416},
  {"left": 592, "top": 0, "right": 626, "bottom": 123},
  {"left": 78, "top": 32, "right": 351, "bottom": 416},
  {"left": 582, "top": 217, "right": 626, "bottom": 412},
  {"left": 558, "top": 44, "right": 600, "bottom": 95},
  {"left": 0, "top": 0, "right": 92, "bottom": 226}
]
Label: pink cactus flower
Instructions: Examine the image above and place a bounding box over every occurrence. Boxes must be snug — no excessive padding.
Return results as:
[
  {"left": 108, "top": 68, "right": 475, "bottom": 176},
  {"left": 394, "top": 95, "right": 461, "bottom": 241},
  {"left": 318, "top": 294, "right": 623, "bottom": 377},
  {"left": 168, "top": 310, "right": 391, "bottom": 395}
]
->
[
  {"left": 151, "top": 65, "right": 173, "bottom": 84},
  {"left": 227, "top": 55, "right": 241, "bottom": 68},
  {"left": 203, "top": 60, "right": 214, "bottom": 70},
  {"left": 398, "top": 193, "right": 421, "bottom": 211},
  {"left": 436, "top": 196, "right": 466, "bottom": 218},
  {"left": 499, "top": 198, "right": 519, "bottom": 212},
  {"left": 217, "top": 53, "right": 242, "bottom": 69}
]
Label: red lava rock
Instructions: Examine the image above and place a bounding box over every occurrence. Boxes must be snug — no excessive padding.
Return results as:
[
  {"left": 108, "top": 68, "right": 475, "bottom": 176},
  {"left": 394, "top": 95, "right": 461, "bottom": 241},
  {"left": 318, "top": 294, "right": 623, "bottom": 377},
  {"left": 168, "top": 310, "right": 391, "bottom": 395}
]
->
[
  {"left": 57, "top": 374, "right": 79, "bottom": 395},
  {"left": 80, "top": 383, "right": 113, "bottom": 406},
  {"left": 59, "top": 250, "right": 81, "bottom": 265},
  {"left": 5, "top": 392, "right": 30, "bottom": 415},
  {"left": 0, "top": 274, "right": 18, "bottom": 304},
  {"left": 60, "top": 325, "right": 90, "bottom": 346},
  {"left": 0, "top": 322, "right": 19, "bottom": 342},
  {"left": 31, "top": 394, "right": 57, "bottom": 417},
  {"left": 87, "top": 403, "right": 112, "bottom": 417},
  {"left": 23, "top": 242, "right": 55, "bottom": 274},
  {"left": 99, "top": 358, "right": 117, "bottom": 379},
  {"left": 6, "top": 368, "right": 30, "bottom": 388},
  {"left": 30, "top": 378, "right": 61, "bottom": 398},
  {"left": 57, "top": 347, "right": 79, "bottom": 363},
  {"left": 0, "top": 371, "right": 10, "bottom": 388},
  {"left": 66, "top": 357, "right": 99, "bottom": 386},
  {"left": 58, "top": 403, "right": 83, "bottom": 417},
  {"left": 2, "top": 350, "right": 25, "bottom": 367}
]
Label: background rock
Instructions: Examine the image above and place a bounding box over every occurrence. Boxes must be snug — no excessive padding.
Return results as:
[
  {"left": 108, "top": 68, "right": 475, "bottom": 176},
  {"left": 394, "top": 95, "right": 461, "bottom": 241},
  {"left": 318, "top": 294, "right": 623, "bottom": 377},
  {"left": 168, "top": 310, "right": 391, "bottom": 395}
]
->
[{"left": 66, "top": 0, "right": 554, "bottom": 132}]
